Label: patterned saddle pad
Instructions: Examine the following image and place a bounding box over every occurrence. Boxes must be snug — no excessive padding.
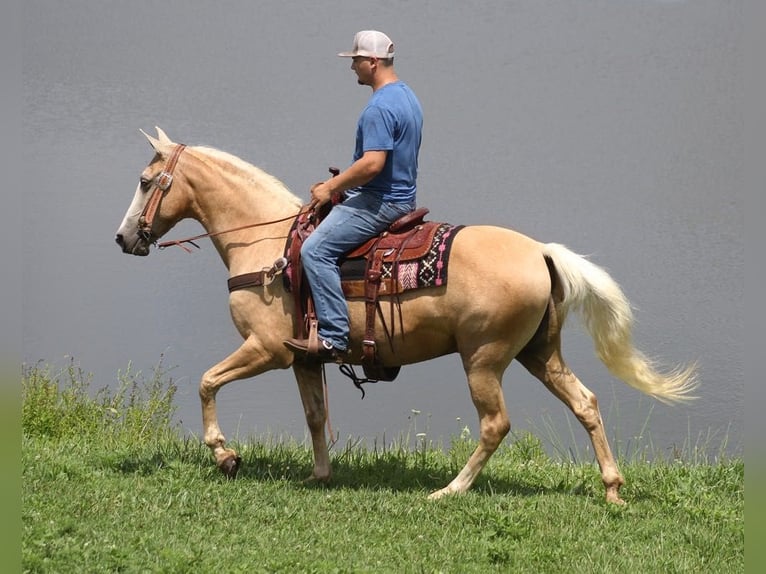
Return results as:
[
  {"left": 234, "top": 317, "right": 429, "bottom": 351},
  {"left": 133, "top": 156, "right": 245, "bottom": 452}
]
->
[{"left": 339, "top": 222, "right": 464, "bottom": 298}]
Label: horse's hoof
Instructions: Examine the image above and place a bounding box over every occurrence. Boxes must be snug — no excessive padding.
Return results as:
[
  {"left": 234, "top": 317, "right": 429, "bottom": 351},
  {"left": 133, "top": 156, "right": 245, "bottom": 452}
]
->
[
  {"left": 605, "top": 484, "right": 626, "bottom": 505},
  {"left": 219, "top": 455, "right": 242, "bottom": 479},
  {"left": 606, "top": 493, "right": 626, "bottom": 505},
  {"left": 428, "top": 488, "right": 448, "bottom": 500},
  {"left": 302, "top": 473, "right": 331, "bottom": 485}
]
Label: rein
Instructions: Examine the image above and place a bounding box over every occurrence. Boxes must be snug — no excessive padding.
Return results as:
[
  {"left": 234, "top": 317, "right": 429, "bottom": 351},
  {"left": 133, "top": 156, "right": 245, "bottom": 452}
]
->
[{"left": 157, "top": 208, "right": 313, "bottom": 253}]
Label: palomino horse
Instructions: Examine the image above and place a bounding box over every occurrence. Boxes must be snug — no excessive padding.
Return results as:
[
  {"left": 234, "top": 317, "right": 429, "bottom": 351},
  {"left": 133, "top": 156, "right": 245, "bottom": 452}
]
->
[{"left": 115, "top": 127, "right": 697, "bottom": 504}]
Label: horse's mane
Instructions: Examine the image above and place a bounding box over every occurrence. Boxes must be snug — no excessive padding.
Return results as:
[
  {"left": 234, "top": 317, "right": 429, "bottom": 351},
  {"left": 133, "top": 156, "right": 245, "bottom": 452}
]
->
[{"left": 192, "top": 145, "right": 302, "bottom": 207}]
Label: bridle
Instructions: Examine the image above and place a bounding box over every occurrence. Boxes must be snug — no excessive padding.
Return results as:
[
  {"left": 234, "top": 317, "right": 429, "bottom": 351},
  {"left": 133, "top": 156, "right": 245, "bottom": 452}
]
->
[
  {"left": 138, "top": 143, "right": 187, "bottom": 242},
  {"left": 136, "top": 142, "right": 316, "bottom": 253},
  {"left": 131, "top": 151, "right": 345, "bottom": 436}
]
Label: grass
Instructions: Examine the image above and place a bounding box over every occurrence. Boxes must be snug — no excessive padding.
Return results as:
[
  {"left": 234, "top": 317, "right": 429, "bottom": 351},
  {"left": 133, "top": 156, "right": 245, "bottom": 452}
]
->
[{"left": 22, "top": 362, "right": 744, "bottom": 573}]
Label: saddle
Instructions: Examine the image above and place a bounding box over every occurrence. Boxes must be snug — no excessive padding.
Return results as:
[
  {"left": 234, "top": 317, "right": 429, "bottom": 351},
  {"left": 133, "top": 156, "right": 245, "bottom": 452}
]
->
[{"left": 284, "top": 203, "right": 437, "bottom": 382}]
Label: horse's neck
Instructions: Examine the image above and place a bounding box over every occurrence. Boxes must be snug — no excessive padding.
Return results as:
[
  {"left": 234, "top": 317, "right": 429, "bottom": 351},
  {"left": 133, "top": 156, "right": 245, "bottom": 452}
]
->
[
  {"left": 209, "top": 216, "right": 295, "bottom": 276},
  {"left": 189, "top": 151, "right": 301, "bottom": 275}
]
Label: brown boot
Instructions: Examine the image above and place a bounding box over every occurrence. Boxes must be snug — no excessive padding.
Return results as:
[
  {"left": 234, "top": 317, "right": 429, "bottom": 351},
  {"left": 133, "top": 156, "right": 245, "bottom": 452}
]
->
[{"left": 283, "top": 337, "right": 344, "bottom": 362}]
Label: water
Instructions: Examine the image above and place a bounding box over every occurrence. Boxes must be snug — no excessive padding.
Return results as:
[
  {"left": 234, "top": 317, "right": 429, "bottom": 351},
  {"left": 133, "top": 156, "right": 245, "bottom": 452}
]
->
[{"left": 22, "top": 1, "right": 743, "bottom": 458}]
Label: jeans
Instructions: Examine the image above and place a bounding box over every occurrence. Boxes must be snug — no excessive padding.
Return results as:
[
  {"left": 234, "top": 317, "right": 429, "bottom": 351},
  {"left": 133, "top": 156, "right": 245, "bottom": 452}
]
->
[{"left": 300, "top": 192, "right": 415, "bottom": 351}]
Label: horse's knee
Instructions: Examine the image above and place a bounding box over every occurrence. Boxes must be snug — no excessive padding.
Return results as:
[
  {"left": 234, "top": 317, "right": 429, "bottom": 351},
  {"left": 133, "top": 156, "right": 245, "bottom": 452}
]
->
[{"left": 198, "top": 371, "right": 219, "bottom": 401}]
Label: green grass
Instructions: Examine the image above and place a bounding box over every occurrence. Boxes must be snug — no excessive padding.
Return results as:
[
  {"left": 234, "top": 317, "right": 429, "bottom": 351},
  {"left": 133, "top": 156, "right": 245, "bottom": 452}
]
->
[{"left": 22, "top": 363, "right": 744, "bottom": 573}]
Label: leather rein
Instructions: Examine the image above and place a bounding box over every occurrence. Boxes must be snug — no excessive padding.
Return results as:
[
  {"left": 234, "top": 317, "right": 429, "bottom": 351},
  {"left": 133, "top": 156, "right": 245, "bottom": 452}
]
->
[
  {"left": 138, "top": 143, "right": 313, "bottom": 253},
  {"left": 157, "top": 210, "right": 309, "bottom": 253}
]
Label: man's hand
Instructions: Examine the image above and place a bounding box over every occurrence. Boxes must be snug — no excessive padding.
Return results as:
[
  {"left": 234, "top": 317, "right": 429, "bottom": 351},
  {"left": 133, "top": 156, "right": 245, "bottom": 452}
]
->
[
  {"left": 310, "top": 180, "right": 334, "bottom": 207},
  {"left": 309, "top": 150, "right": 386, "bottom": 208}
]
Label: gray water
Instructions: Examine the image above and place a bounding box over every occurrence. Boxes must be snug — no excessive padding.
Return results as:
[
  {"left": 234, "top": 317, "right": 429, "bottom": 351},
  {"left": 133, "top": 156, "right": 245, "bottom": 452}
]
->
[{"left": 23, "top": 1, "right": 743, "bottom": 458}]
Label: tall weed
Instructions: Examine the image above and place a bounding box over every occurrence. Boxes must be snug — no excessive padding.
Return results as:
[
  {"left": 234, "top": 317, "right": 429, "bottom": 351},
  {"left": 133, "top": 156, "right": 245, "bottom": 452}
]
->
[{"left": 22, "top": 358, "right": 178, "bottom": 447}]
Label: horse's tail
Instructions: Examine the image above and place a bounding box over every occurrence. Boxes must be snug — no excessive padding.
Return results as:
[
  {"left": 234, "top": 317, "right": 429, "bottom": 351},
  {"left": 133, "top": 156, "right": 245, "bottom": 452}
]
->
[{"left": 541, "top": 242, "right": 698, "bottom": 404}]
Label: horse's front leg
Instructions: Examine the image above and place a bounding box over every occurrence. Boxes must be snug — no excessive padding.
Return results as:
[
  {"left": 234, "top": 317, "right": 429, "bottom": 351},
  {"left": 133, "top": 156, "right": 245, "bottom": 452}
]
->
[
  {"left": 292, "top": 361, "right": 332, "bottom": 483},
  {"left": 199, "top": 336, "right": 288, "bottom": 478}
]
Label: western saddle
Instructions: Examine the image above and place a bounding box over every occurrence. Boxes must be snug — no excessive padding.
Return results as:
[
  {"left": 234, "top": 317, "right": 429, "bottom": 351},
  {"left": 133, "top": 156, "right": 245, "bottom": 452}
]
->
[{"left": 283, "top": 197, "right": 440, "bottom": 383}]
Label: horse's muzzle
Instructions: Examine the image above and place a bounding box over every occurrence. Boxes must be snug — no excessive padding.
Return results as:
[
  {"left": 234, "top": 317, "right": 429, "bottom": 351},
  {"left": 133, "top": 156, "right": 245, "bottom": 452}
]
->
[{"left": 115, "top": 233, "right": 151, "bottom": 256}]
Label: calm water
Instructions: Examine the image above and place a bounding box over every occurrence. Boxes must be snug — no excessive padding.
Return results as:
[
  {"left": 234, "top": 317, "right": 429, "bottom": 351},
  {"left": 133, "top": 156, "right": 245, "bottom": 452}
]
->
[{"left": 23, "top": 1, "right": 743, "bottom": 457}]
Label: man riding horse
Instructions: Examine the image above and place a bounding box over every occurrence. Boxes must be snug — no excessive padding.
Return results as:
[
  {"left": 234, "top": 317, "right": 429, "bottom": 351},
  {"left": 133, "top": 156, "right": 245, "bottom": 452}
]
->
[{"left": 284, "top": 30, "right": 424, "bottom": 361}]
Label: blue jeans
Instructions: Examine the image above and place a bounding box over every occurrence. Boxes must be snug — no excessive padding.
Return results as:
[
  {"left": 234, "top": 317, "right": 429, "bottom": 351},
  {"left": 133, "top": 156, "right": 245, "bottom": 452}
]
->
[{"left": 300, "top": 192, "right": 415, "bottom": 351}]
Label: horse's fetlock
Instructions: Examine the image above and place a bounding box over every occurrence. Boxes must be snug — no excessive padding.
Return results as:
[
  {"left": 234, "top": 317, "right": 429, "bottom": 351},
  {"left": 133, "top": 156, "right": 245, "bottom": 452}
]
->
[{"left": 204, "top": 433, "right": 226, "bottom": 450}]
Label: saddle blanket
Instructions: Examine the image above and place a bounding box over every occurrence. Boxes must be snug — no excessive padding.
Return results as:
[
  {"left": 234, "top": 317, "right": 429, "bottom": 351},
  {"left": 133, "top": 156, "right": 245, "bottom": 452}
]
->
[{"left": 340, "top": 223, "right": 464, "bottom": 296}]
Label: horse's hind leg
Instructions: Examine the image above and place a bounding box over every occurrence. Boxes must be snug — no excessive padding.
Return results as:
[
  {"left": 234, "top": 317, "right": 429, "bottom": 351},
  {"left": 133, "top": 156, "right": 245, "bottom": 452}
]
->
[
  {"left": 517, "top": 343, "right": 625, "bottom": 504},
  {"left": 429, "top": 359, "right": 510, "bottom": 500}
]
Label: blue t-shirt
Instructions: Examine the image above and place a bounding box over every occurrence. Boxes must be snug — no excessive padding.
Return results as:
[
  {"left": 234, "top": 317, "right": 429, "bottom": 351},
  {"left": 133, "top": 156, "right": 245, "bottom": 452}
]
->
[{"left": 351, "top": 81, "right": 423, "bottom": 203}]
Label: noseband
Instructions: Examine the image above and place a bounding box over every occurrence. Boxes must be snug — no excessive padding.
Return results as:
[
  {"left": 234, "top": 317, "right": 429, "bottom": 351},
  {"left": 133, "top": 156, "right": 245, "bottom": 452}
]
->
[{"left": 138, "top": 143, "right": 187, "bottom": 241}]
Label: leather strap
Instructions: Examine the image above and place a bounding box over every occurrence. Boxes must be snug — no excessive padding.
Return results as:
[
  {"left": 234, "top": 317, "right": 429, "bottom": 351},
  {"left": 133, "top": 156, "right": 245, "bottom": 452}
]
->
[
  {"left": 139, "top": 144, "right": 186, "bottom": 239},
  {"left": 362, "top": 244, "right": 385, "bottom": 366},
  {"left": 227, "top": 257, "right": 289, "bottom": 293},
  {"left": 227, "top": 271, "right": 268, "bottom": 292},
  {"left": 307, "top": 318, "right": 320, "bottom": 355},
  {"left": 285, "top": 212, "right": 315, "bottom": 338}
]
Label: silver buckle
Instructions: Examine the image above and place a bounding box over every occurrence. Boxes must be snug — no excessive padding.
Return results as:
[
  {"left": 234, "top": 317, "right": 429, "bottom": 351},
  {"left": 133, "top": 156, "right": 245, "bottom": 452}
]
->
[{"left": 156, "top": 171, "right": 173, "bottom": 191}]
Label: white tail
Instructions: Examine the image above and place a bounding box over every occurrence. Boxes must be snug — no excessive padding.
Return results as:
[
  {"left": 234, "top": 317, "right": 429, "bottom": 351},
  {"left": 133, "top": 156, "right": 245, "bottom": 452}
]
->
[{"left": 542, "top": 242, "right": 698, "bottom": 404}]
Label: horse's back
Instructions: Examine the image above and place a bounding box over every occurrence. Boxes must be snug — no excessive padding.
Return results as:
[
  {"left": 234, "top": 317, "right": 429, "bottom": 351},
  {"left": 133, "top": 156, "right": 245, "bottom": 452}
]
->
[{"left": 446, "top": 224, "right": 550, "bottom": 294}]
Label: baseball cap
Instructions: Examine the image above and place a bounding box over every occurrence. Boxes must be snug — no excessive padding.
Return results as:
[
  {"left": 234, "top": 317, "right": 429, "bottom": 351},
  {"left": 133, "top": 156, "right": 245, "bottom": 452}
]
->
[{"left": 338, "top": 30, "right": 395, "bottom": 59}]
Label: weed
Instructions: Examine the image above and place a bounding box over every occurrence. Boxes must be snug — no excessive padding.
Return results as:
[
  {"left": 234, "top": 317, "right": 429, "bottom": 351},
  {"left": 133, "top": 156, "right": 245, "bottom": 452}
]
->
[{"left": 22, "top": 357, "right": 178, "bottom": 448}]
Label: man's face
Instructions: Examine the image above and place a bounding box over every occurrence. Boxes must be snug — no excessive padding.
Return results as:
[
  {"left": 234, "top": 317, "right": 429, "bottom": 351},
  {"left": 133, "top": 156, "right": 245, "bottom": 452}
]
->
[{"left": 351, "top": 56, "right": 376, "bottom": 86}]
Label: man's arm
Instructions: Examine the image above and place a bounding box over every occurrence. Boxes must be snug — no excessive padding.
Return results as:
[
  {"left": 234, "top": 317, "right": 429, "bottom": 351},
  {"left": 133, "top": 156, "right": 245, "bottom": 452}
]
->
[{"left": 310, "top": 150, "right": 387, "bottom": 206}]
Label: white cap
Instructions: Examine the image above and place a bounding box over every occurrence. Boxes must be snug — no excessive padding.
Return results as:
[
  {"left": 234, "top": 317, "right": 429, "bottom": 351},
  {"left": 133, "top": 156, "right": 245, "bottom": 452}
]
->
[{"left": 338, "top": 30, "right": 395, "bottom": 59}]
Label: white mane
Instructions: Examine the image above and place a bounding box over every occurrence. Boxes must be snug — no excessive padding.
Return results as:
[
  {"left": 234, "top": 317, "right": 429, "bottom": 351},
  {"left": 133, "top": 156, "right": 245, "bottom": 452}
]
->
[{"left": 192, "top": 145, "right": 303, "bottom": 208}]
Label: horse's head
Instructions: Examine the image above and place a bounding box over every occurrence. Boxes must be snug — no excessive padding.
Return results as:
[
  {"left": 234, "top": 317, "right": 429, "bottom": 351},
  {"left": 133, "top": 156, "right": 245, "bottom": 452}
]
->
[{"left": 115, "top": 127, "right": 191, "bottom": 256}]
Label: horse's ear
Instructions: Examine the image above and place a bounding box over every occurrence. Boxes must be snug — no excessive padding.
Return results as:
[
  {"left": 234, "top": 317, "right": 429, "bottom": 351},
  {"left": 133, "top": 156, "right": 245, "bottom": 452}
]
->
[
  {"left": 155, "top": 126, "right": 173, "bottom": 145},
  {"left": 140, "top": 128, "right": 172, "bottom": 154}
]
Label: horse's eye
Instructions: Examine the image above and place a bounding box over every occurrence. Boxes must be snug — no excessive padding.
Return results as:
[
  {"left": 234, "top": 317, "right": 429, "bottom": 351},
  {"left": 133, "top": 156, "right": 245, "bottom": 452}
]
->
[{"left": 140, "top": 177, "right": 151, "bottom": 190}]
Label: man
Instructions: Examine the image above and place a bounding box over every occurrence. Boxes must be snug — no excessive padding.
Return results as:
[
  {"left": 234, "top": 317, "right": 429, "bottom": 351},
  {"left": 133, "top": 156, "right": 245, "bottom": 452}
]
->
[{"left": 284, "top": 30, "right": 424, "bottom": 360}]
